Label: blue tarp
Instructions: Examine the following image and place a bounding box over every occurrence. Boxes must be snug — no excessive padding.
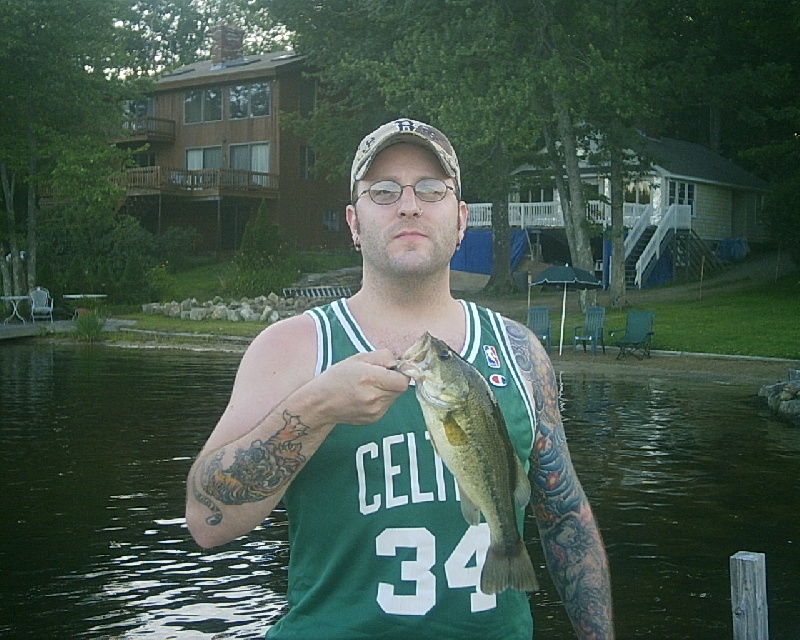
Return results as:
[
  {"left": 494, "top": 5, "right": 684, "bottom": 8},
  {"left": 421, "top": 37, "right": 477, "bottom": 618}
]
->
[{"left": 450, "top": 229, "right": 529, "bottom": 275}]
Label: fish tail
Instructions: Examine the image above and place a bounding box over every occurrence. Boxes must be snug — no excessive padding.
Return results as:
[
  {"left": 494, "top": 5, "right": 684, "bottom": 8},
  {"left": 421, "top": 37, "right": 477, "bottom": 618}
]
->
[{"left": 481, "top": 540, "right": 540, "bottom": 594}]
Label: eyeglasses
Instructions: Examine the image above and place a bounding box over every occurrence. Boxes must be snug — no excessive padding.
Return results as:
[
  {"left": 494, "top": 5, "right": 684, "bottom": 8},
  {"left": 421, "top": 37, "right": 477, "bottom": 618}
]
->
[{"left": 357, "top": 178, "right": 455, "bottom": 205}]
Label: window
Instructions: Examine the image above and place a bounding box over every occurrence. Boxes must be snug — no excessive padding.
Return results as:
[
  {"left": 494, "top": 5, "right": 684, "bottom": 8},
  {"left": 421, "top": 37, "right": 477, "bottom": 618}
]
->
[
  {"left": 186, "top": 147, "right": 222, "bottom": 170},
  {"left": 229, "top": 82, "right": 271, "bottom": 119},
  {"left": 230, "top": 143, "right": 270, "bottom": 186},
  {"left": 668, "top": 180, "right": 695, "bottom": 215},
  {"left": 123, "top": 98, "right": 153, "bottom": 117},
  {"left": 625, "top": 181, "right": 651, "bottom": 205},
  {"left": 184, "top": 88, "right": 222, "bottom": 123},
  {"left": 300, "top": 146, "right": 316, "bottom": 180},
  {"left": 322, "top": 209, "right": 339, "bottom": 232}
]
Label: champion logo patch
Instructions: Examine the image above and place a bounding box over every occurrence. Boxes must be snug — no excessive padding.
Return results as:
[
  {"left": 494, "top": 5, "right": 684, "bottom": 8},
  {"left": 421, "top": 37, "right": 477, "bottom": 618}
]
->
[
  {"left": 483, "top": 345, "right": 501, "bottom": 369},
  {"left": 488, "top": 373, "right": 507, "bottom": 387}
]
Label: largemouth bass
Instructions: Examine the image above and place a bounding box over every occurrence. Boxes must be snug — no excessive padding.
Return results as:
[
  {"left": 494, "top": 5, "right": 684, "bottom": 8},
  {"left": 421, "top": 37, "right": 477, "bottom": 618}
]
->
[{"left": 398, "top": 332, "right": 539, "bottom": 594}]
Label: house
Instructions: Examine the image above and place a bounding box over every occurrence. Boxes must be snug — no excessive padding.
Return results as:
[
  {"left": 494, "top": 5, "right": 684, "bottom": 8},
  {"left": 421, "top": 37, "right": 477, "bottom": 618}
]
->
[
  {"left": 117, "top": 25, "right": 350, "bottom": 252},
  {"left": 465, "top": 133, "right": 770, "bottom": 287}
]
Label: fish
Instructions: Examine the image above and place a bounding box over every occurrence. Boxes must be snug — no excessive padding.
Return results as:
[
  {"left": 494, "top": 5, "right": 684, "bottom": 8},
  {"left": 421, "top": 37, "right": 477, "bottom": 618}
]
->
[{"left": 398, "top": 332, "right": 539, "bottom": 595}]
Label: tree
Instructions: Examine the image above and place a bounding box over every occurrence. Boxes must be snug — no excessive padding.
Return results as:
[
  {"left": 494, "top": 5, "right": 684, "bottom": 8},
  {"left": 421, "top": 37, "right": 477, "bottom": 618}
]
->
[
  {"left": 0, "top": 0, "right": 132, "bottom": 296},
  {"left": 265, "top": 0, "right": 552, "bottom": 292}
]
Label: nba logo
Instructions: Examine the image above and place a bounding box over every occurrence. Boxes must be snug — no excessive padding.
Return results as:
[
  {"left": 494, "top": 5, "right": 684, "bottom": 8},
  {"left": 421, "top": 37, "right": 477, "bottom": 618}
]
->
[{"left": 483, "top": 345, "right": 501, "bottom": 369}]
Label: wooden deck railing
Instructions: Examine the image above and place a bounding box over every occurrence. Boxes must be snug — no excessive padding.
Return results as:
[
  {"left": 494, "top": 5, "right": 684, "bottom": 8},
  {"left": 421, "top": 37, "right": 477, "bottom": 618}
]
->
[
  {"left": 124, "top": 166, "right": 278, "bottom": 193},
  {"left": 121, "top": 117, "right": 176, "bottom": 141}
]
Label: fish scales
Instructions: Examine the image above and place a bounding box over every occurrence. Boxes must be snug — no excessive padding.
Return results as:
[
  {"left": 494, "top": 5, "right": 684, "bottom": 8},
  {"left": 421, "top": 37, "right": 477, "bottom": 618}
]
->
[{"left": 399, "top": 332, "right": 539, "bottom": 595}]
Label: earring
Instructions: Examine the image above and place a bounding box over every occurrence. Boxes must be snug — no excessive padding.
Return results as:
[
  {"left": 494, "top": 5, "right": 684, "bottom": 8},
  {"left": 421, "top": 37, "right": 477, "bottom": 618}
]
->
[{"left": 353, "top": 239, "right": 361, "bottom": 252}]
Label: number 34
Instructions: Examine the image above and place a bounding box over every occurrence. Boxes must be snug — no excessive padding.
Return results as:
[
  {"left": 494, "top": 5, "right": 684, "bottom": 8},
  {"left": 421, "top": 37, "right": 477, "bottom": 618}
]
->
[{"left": 375, "top": 525, "right": 497, "bottom": 615}]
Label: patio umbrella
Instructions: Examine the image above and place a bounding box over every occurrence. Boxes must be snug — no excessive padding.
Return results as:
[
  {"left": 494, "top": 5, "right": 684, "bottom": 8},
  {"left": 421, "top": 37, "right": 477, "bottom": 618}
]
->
[{"left": 530, "top": 264, "right": 602, "bottom": 355}]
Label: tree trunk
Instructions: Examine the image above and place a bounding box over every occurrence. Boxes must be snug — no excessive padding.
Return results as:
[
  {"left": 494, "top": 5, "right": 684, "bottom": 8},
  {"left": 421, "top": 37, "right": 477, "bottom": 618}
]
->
[
  {"left": 486, "top": 140, "right": 514, "bottom": 292},
  {"left": 608, "top": 141, "right": 627, "bottom": 308},
  {"left": 554, "top": 98, "right": 596, "bottom": 308},
  {"left": 0, "top": 162, "right": 25, "bottom": 295},
  {"left": 26, "top": 129, "right": 38, "bottom": 291}
]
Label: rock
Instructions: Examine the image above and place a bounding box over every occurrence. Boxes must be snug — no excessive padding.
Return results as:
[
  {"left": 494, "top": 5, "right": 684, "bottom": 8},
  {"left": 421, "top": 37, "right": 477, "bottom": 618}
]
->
[{"left": 760, "top": 376, "right": 800, "bottom": 426}]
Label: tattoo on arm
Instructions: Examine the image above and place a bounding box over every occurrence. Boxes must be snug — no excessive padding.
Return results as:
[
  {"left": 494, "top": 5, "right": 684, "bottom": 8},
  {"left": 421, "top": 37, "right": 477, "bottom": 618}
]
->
[
  {"left": 195, "top": 409, "right": 311, "bottom": 526},
  {"left": 506, "top": 318, "right": 614, "bottom": 638}
]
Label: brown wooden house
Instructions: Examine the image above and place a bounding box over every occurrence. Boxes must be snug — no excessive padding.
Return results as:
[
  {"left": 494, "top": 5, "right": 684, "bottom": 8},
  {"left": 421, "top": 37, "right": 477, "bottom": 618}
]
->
[{"left": 117, "top": 26, "right": 350, "bottom": 252}]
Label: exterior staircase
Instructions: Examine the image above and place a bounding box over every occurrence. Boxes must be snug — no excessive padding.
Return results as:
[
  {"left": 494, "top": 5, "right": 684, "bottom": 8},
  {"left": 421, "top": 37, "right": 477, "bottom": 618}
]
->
[
  {"left": 671, "top": 230, "right": 723, "bottom": 281},
  {"left": 625, "top": 227, "right": 722, "bottom": 287},
  {"left": 625, "top": 226, "right": 656, "bottom": 287}
]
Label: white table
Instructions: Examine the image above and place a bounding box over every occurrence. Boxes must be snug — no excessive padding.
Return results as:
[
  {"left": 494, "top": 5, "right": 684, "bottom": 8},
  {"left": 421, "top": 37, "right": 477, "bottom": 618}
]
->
[
  {"left": 1, "top": 295, "right": 29, "bottom": 324},
  {"left": 63, "top": 294, "right": 107, "bottom": 319}
]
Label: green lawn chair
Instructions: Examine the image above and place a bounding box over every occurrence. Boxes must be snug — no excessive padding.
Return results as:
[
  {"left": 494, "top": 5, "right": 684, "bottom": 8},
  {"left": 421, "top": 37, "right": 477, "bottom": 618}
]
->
[
  {"left": 573, "top": 306, "right": 606, "bottom": 355},
  {"left": 527, "top": 306, "right": 552, "bottom": 354},
  {"left": 609, "top": 310, "right": 655, "bottom": 360}
]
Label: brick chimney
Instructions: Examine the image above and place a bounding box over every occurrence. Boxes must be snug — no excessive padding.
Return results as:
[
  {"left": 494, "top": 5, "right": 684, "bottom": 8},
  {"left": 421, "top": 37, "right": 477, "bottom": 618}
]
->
[{"left": 211, "top": 24, "right": 244, "bottom": 65}]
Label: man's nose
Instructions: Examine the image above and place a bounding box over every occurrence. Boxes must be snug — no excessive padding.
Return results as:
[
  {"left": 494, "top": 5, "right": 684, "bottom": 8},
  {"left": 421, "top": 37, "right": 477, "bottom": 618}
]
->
[{"left": 397, "top": 185, "right": 422, "bottom": 217}]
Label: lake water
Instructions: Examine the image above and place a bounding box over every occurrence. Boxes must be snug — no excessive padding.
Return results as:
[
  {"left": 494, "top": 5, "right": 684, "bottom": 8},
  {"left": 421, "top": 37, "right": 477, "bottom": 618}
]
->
[{"left": 1, "top": 342, "right": 798, "bottom": 639}]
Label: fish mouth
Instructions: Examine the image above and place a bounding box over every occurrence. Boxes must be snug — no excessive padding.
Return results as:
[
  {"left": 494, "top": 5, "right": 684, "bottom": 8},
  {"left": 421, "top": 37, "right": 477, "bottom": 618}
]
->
[
  {"left": 396, "top": 332, "right": 460, "bottom": 411},
  {"left": 397, "top": 332, "right": 434, "bottom": 380}
]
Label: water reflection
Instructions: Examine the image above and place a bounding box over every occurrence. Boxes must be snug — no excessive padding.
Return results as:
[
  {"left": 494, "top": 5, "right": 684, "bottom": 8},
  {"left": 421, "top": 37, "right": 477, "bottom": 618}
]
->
[{"left": 1, "top": 343, "right": 798, "bottom": 639}]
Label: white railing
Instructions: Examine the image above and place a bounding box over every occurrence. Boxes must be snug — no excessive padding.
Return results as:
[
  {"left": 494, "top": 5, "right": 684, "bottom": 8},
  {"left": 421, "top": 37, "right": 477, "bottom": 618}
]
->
[
  {"left": 467, "top": 201, "right": 648, "bottom": 229},
  {"left": 623, "top": 203, "right": 655, "bottom": 258},
  {"left": 467, "top": 202, "right": 565, "bottom": 228},
  {"left": 634, "top": 204, "right": 692, "bottom": 287}
]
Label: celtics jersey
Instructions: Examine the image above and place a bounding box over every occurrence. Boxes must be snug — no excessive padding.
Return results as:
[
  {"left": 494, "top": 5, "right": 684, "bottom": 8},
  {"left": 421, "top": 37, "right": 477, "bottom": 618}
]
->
[{"left": 267, "top": 299, "right": 537, "bottom": 640}]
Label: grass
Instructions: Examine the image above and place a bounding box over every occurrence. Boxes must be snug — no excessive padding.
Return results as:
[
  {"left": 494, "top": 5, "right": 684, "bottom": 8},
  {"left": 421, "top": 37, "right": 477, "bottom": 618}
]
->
[{"left": 110, "top": 254, "right": 800, "bottom": 360}]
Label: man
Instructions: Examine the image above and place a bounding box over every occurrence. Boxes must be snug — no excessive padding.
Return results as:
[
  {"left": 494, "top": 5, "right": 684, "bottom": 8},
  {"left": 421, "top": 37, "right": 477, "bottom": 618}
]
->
[{"left": 186, "top": 118, "right": 614, "bottom": 638}]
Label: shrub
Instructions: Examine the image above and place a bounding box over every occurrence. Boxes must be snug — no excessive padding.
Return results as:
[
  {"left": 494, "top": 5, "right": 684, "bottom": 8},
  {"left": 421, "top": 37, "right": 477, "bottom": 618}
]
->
[
  {"left": 38, "top": 205, "right": 158, "bottom": 303},
  {"left": 231, "top": 200, "right": 301, "bottom": 296},
  {"left": 73, "top": 309, "right": 106, "bottom": 342}
]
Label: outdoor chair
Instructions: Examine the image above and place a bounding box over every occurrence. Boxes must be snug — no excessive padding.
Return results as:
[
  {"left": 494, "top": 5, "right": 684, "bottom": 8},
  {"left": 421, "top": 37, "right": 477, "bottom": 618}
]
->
[
  {"left": 573, "top": 306, "right": 606, "bottom": 355},
  {"left": 29, "top": 286, "right": 54, "bottom": 323},
  {"left": 527, "top": 306, "right": 552, "bottom": 354},
  {"left": 609, "top": 310, "right": 655, "bottom": 360}
]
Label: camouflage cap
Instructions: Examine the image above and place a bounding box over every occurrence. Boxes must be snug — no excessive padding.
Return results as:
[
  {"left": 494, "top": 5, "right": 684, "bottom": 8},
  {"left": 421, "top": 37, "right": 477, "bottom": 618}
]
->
[{"left": 350, "top": 118, "right": 461, "bottom": 198}]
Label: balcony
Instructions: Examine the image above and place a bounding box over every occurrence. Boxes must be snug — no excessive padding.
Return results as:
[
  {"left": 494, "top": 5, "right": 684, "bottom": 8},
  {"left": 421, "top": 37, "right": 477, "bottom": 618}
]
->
[
  {"left": 118, "top": 117, "right": 176, "bottom": 144},
  {"left": 124, "top": 166, "right": 278, "bottom": 197},
  {"left": 466, "top": 201, "right": 651, "bottom": 229}
]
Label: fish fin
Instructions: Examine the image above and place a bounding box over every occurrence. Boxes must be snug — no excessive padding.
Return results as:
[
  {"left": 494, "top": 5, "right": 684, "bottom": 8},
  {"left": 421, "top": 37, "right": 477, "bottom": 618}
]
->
[
  {"left": 457, "top": 484, "right": 482, "bottom": 526},
  {"left": 443, "top": 411, "right": 469, "bottom": 446},
  {"left": 480, "top": 539, "right": 540, "bottom": 595},
  {"left": 513, "top": 458, "right": 531, "bottom": 509}
]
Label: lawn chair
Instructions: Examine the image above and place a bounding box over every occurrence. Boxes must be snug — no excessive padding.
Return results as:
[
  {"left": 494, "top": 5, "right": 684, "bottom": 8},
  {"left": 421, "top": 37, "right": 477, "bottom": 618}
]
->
[
  {"left": 573, "top": 306, "right": 606, "bottom": 355},
  {"left": 527, "top": 306, "right": 552, "bottom": 354},
  {"left": 609, "top": 310, "right": 654, "bottom": 360},
  {"left": 29, "top": 286, "right": 54, "bottom": 323}
]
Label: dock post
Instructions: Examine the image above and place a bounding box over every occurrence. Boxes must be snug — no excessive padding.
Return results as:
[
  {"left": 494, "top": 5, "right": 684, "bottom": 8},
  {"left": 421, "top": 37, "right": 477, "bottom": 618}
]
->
[{"left": 730, "top": 551, "right": 769, "bottom": 640}]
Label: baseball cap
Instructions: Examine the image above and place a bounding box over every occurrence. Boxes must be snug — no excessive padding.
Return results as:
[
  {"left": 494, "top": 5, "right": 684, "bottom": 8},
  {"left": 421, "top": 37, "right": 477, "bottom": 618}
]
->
[{"left": 350, "top": 118, "right": 461, "bottom": 198}]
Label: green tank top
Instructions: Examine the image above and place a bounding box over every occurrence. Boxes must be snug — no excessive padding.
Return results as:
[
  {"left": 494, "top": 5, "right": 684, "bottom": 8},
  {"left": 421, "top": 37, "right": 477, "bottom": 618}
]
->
[{"left": 267, "top": 299, "right": 537, "bottom": 640}]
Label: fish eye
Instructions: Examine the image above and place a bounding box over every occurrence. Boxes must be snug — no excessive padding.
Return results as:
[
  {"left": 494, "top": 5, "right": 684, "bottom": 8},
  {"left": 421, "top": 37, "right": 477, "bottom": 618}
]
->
[{"left": 437, "top": 348, "right": 451, "bottom": 360}]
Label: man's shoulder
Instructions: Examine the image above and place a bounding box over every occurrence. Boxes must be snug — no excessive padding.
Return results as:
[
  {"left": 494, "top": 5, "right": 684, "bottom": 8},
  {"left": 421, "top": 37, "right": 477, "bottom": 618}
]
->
[{"left": 247, "top": 312, "right": 318, "bottom": 362}]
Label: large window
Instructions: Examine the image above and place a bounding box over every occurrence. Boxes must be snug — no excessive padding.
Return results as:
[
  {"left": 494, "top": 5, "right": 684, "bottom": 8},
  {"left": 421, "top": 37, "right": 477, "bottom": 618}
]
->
[
  {"left": 229, "top": 82, "right": 271, "bottom": 119},
  {"left": 230, "top": 142, "right": 270, "bottom": 186},
  {"left": 625, "top": 181, "right": 651, "bottom": 205},
  {"left": 668, "top": 180, "right": 695, "bottom": 215},
  {"left": 300, "top": 146, "right": 316, "bottom": 180},
  {"left": 186, "top": 146, "right": 222, "bottom": 170},
  {"left": 184, "top": 88, "right": 222, "bottom": 124}
]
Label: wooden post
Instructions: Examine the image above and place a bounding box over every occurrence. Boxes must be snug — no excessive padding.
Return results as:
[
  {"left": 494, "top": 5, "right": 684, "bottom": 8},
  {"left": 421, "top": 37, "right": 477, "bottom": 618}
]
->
[{"left": 730, "top": 551, "right": 769, "bottom": 640}]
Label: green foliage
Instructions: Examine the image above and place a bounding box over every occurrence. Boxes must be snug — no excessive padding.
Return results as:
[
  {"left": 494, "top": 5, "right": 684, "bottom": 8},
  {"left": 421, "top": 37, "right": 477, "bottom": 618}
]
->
[
  {"left": 73, "top": 309, "right": 106, "bottom": 342},
  {"left": 232, "top": 200, "right": 301, "bottom": 296},
  {"left": 37, "top": 205, "right": 159, "bottom": 303},
  {"left": 154, "top": 226, "right": 201, "bottom": 272},
  {"left": 762, "top": 175, "right": 800, "bottom": 265}
]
